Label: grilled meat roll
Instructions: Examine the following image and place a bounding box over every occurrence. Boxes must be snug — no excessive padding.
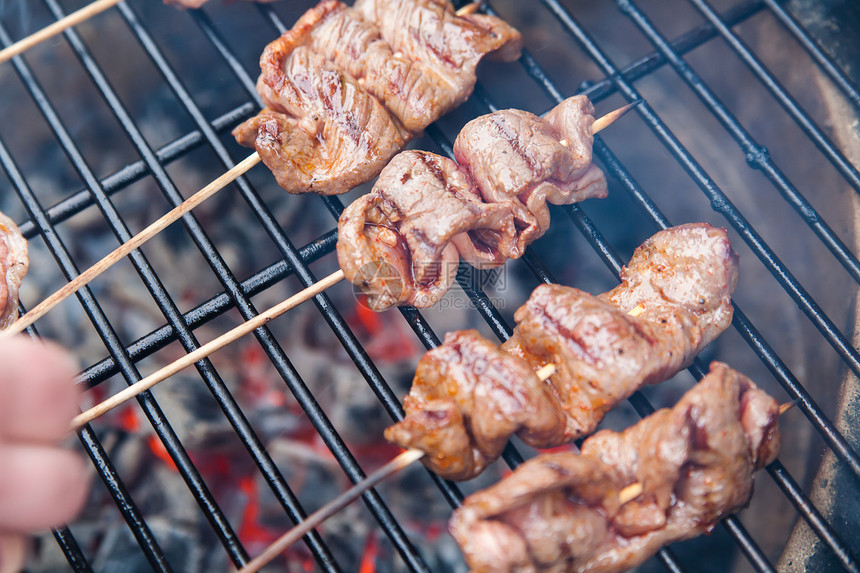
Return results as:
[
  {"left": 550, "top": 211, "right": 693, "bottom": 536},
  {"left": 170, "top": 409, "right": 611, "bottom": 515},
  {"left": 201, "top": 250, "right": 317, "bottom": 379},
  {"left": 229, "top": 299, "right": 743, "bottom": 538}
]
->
[
  {"left": 384, "top": 223, "right": 739, "bottom": 480},
  {"left": 233, "top": 0, "right": 522, "bottom": 195},
  {"left": 450, "top": 361, "right": 781, "bottom": 573},
  {"left": 337, "top": 95, "right": 607, "bottom": 310},
  {"left": 0, "top": 211, "right": 28, "bottom": 330}
]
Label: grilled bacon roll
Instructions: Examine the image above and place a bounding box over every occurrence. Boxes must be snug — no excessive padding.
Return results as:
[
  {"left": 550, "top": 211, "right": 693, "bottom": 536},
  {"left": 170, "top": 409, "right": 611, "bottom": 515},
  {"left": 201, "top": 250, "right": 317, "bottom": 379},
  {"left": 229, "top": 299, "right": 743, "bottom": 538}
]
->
[
  {"left": 233, "top": 0, "right": 522, "bottom": 195},
  {"left": 337, "top": 95, "right": 608, "bottom": 310},
  {"left": 384, "top": 223, "right": 739, "bottom": 480},
  {"left": 450, "top": 362, "right": 781, "bottom": 573},
  {"left": 0, "top": 211, "right": 28, "bottom": 330}
]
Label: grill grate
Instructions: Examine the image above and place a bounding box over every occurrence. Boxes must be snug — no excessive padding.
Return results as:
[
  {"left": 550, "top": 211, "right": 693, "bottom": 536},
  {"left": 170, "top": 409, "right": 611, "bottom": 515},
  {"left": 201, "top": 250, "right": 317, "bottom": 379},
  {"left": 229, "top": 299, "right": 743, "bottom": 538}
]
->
[{"left": 0, "top": 0, "right": 858, "bottom": 571}]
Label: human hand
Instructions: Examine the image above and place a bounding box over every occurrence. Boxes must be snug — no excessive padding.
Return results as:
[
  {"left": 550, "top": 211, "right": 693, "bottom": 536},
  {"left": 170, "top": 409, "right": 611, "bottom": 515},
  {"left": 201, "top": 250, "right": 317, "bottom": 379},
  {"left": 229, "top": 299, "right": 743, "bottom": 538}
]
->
[{"left": 0, "top": 336, "right": 90, "bottom": 573}]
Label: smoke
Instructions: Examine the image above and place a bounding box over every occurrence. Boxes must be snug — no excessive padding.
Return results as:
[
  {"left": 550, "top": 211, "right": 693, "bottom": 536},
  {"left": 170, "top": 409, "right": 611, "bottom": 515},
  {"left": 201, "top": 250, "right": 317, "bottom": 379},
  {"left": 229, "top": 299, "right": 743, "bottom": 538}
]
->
[{"left": 0, "top": 0, "right": 30, "bottom": 36}]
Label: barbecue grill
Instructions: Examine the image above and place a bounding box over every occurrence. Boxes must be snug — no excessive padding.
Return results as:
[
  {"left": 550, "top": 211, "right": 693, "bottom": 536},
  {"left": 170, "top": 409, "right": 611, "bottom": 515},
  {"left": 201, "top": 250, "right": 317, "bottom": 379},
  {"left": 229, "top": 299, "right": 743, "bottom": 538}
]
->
[{"left": 1, "top": 0, "right": 858, "bottom": 571}]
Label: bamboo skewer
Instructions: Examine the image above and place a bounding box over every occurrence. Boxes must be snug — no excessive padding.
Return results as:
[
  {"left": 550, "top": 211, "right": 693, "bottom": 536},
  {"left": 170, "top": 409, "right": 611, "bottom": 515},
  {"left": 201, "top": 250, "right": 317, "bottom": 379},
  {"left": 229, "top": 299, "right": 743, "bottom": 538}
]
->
[
  {"left": 19, "top": 101, "right": 632, "bottom": 428},
  {"left": 70, "top": 266, "right": 342, "bottom": 430},
  {"left": 2, "top": 152, "right": 261, "bottom": 337},
  {"left": 7, "top": 104, "right": 631, "bottom": 339},
  {"left": 0, "top": 0, "right": 123, "bottom": 65},
  {"left": 235, "top": 363, "right": 558, "bottom": 573},
  {"left": 0, "top": 0, "right": 485, "bottom": 68},
  {"left": 236, "top": 371, "right": 793, "bottom": 573},
  {"left": 65, "top": 103, "right": 635, "bottom": 428}
]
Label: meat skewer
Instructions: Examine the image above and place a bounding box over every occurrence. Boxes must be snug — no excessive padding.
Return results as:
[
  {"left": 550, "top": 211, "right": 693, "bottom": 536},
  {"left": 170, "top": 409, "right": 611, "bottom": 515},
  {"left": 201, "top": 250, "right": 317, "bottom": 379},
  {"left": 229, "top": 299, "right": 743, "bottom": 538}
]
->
[
  {"left": 236, "top": 363, "right": 560, "bottom": 573},
  {"left": 2, "top": 152, "right": 261, "bottom": 337},
  {"left": 62, "top": 104, "right": 630, "bottom": 427},
  {"left": 4, "top": 0, "right": 528, "bottom": 334},
  {"left": 451, "top": 361, "right": 781, "bottom": 573},
  {"left": 0, "top": 211, "right": 28, "bottom": 330},
  {"left": 337, "top": 95, "right": 616, "bottom": 309},
  {"left": 236, "top": 362, "right": 783, "bottom": 573},
  {"left": 386, "top": 222, "right": 739, "bottom": 480},
  {"left": 232, "top": 0, "right": 523, "bottom": 195}
]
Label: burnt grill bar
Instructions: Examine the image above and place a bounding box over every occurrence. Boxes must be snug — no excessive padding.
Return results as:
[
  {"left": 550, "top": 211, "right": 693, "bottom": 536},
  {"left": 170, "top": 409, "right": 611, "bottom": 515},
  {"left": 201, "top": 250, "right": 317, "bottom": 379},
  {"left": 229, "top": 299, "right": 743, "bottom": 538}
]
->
[
  {"left": 539, "top": 0, "right": 860, "bottom": 484},
  {"left": 0, "top": 134, "right": 172, "bottom": 571},
  {"left": 0, "top": 0, "right": 856, "bottom": 571},
  {"left": 761, "top": 0, "right": 860, "bottom": 111},
  {"left": 539, "top": 0, "right": 860, "bottom": 389},
  {"left": 619, "top": 0, "right": 860, "bottom": 283},
  {"left": 42, "top": 0, "right": 425, "bottom": 567}
]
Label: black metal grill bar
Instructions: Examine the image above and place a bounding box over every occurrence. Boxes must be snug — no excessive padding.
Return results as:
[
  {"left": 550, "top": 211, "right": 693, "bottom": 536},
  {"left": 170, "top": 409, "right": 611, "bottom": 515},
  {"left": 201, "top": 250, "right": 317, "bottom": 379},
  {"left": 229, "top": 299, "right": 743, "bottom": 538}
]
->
[
  {"left": 51, "top": 526, "right": 90, "bottom": 572},
  {"left": 575, "top": 0, "right": 764, "bottom": 101},
  {"left": 484, "top": 2, "right": 858, "bottom": 569},
  {"left": 0, "top": 134, "right": 173, "bottom": 572},
  {"left": 80, "top": 230, "right": 337, "bottom": 387},
  {"left": 766, "top": 459, "right": 859, "bottom": 572},
  {"left": 539, "top": 0, "right": 860, "bottom": 405},
  {"left": 0, "top": 0, "right": 853, "bottom": 571},
  {"left": 197, "top": 4, "right": 468, "bottom": 515},
  {"left": 688, "top": 0, "right": 860, "bottom": 190},
  {"left": 762, "top": 0, "right": 860, "bottom": 111},
  {"left": 591, "top": 135, "right": 860, "bottom": 480},
  {"left": 117, "top": 2, "right": 432, "bottom": 568},
  {"left": 16, "top": 5, "right": 344, "bottom": 567},
  {"left": 15, "top": 102, "right": 256, "bottom": 239},
  {"left": 618, "top": 0, "right": 860, "bottom": 284}
]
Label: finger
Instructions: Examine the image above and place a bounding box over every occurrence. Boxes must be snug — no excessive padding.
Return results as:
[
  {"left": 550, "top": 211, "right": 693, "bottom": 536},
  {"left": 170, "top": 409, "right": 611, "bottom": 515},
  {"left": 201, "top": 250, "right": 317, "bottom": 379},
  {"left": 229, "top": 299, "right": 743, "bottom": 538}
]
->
[
  {"left": 0, "top": 444, "right": 89, "bottom": 532},
  {"left": 0, "top": 337, "right": 79, "bottom": 442},
  {"left": 0, "top": 532, "right": 27, "bottom": 573}
]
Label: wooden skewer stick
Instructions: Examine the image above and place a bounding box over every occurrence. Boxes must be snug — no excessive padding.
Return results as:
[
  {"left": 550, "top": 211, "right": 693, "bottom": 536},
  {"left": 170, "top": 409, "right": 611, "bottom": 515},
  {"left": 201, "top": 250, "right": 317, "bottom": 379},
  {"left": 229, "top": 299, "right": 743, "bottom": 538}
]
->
[
  {"left": 61, "top": 101, "right": 634, "bottom": 426},
  {"left": 455, "top": 1, "right": 484, "bottom": 16},
  {"left": 236, "top": 448, "right": 425, "bottom": 573},
  {"left": 591, "top": 101, "right": 639, "bottom": 134},
  {"left": 778, "top": 400, "right": 798, "bottom": 416},
  {"left": 70, "top": 267, "right": 343, "bottom": 430},
  {"left": 5, "top": 104, "right": 628, "bottom": 336},
  {"left": 618, "top": 482, "right": 644, "bottom": 505},
  {"left": 0, "top": 0, "right": 123, "bottom": 65},
  {"left": 3, "top": 152, "right": 261, "bottom": 337},
  {"left": 235, "top": 364, "right": 559, "bottom": 573}
]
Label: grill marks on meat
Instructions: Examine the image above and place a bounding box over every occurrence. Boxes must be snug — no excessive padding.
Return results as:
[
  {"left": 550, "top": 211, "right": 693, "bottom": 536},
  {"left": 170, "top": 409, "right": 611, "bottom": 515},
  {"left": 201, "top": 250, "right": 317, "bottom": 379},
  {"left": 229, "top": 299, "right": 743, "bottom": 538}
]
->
[
  {"left": 337, "top": 151, "right": 517, "bottom": 309},
  {"left": 0, "top": 212, "right": 28, "bottom": 330},
  {"left": 384, "top": 330, "right": 567, "bottom": 480},
  {"left": 338, "top": 95, "right": 608, "bottom": 309},
  {"left": 450, "top": 362, "right": 781, "bottom": 573},
  {"left": 384, "top": 224, "right": 739, "bottom": 480},
  {"left": 232, "top": 0, "right": 522, "bottom": 195},
  {"left": 454, "top": 96, "right": 607, "bottom": 250}
]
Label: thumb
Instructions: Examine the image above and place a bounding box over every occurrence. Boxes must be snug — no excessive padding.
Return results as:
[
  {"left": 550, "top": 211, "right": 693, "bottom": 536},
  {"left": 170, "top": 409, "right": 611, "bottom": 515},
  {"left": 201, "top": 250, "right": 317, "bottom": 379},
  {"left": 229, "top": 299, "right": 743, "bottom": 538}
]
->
[{"left": 0, "top": 533, "right": 27, "bottom": 573}]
